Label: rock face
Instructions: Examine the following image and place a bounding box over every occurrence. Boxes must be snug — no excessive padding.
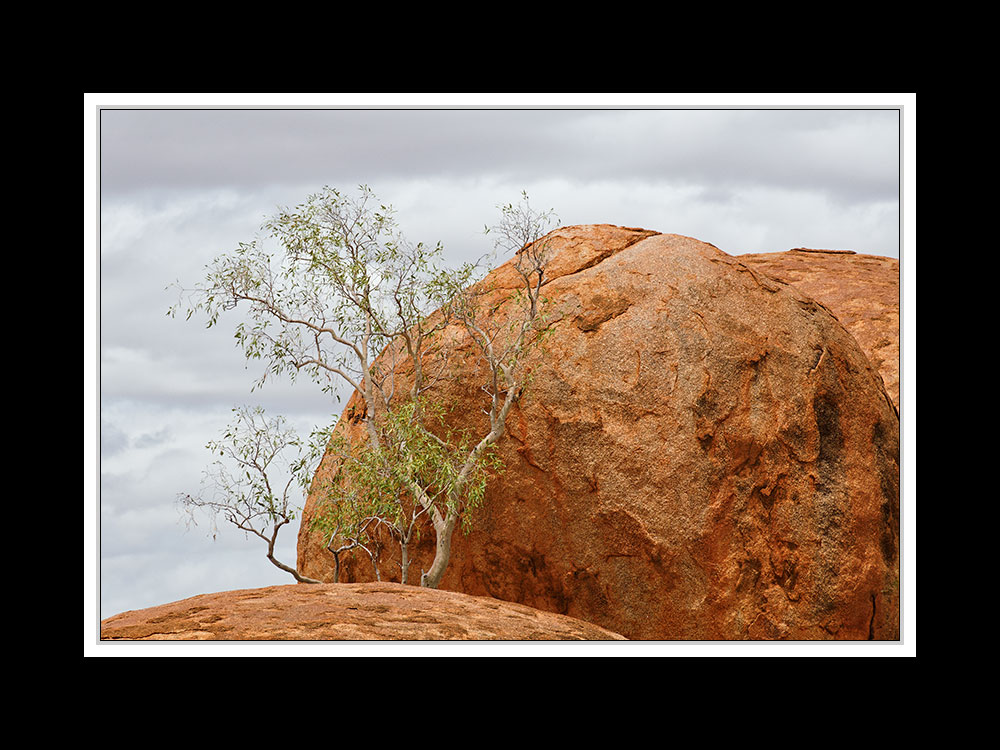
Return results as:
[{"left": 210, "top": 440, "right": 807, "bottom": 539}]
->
[
  {"left": 100, "top": 583, "right": 626, "bottom": 640},
  {"left": 739, "top": 248, "right": 900, "bottom": 412},
  {"left": 297, "top": 226, "right": 900, "bottom": 641}
]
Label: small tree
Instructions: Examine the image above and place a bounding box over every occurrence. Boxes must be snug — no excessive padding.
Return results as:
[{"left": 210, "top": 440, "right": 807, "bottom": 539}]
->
[
  {"left": 172, "top": 186, "right": 557, "bottom": 588},
  {"left": 177, "top": 405, "right": 329, "bottom": 584},
  {"left": 310, "top": 392, "right": 505, "bottom": 586}
]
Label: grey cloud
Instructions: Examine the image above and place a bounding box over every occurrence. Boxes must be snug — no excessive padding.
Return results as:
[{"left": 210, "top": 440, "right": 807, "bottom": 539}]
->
[
  {"left": 134, "top": 427, "right": 171, "bottom": 449},
  {"left": 101, "top": 419, "right": 129, "bottom": 457},
  {"left": 100, "top": 109, "right": 573, "bottom": 194},
  {"left": 98, "top": 108, "right": 899, "bottom": 206},
  {"left": 560, "top": 109, "right": 899, "bottom": 203}
]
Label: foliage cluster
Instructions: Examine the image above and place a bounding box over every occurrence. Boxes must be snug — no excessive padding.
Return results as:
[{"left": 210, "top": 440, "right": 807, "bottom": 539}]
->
[{"left": 173, "top": 187, "right": 557, "bottom": 587}]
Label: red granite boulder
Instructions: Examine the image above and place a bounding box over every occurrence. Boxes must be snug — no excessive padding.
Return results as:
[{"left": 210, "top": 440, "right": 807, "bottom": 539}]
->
[
  {"left": 740, "top": 248, "right": 900, "bottom": 412},
  {"left": 297, "top": 226, "right": 900, "bottom": 641}
]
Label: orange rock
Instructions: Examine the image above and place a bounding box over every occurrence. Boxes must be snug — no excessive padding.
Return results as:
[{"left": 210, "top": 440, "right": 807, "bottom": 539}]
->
[
  {"left": 739, "top": 248, "right": 900, "bottom": 412},
  {"left": 99, "top": 582, "right": 626, "bottom": 641},
  {"left": 297, "top": 226, "right": 900, "bottom": 641}
]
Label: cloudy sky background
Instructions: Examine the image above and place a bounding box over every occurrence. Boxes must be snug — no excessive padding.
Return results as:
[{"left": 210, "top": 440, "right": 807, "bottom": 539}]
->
[{"left": 86, "top": 94, "right": 915, "bottom": 652}]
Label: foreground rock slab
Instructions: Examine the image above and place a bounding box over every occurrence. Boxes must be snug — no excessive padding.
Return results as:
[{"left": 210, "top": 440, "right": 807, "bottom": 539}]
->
[{"left": 99, "top": 582, "right": 627, "bottom": 641}]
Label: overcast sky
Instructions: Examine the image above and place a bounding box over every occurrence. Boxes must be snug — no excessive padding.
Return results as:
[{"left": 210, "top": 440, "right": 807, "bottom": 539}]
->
[{"left": 86, "top": 94, "right": 914, "bottom": 652}]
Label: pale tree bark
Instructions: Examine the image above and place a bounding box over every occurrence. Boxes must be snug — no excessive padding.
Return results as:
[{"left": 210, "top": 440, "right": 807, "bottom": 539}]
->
[
  {"left": 420, "top": 505, "right": 458, "bottom": 589},
  {"left": 416, "top": 227, "right": 551, "bottom": 589},
  {"left": 239, "top": 515, "right": 325, "bottom": 585},
  {"left": 268, "top": 552, "right": 324, "bottom": 584},
  {"left": 418, "top": 379, "right": 520, "bottom": 589}
]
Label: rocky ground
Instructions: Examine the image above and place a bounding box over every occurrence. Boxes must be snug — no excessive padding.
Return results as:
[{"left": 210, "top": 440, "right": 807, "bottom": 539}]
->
[{"left": 99, "top": 582, "right": 627, "bottom": 641}]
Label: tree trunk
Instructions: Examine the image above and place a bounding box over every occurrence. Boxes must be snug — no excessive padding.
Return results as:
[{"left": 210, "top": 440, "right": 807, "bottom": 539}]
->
[
  {"left": 267, "top": 552, "right": 324, "bottom": 584},
  {"left": 420, "top": 512, "right": 457, "bottom": 589},
  {"left": 401, "top": 540, "right": 410, "bottom": 585}
]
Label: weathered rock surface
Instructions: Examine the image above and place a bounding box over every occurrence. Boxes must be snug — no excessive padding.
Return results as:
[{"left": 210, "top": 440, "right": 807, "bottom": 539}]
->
[
  {"left": 298, "top": 226, "right": 900, "bottom": 641},
  {"left": 739, "top": 248, "right": 900, "bottom": 412},
  {"left": 100, "top": 582, "right": 626, "bottom": 640}
]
